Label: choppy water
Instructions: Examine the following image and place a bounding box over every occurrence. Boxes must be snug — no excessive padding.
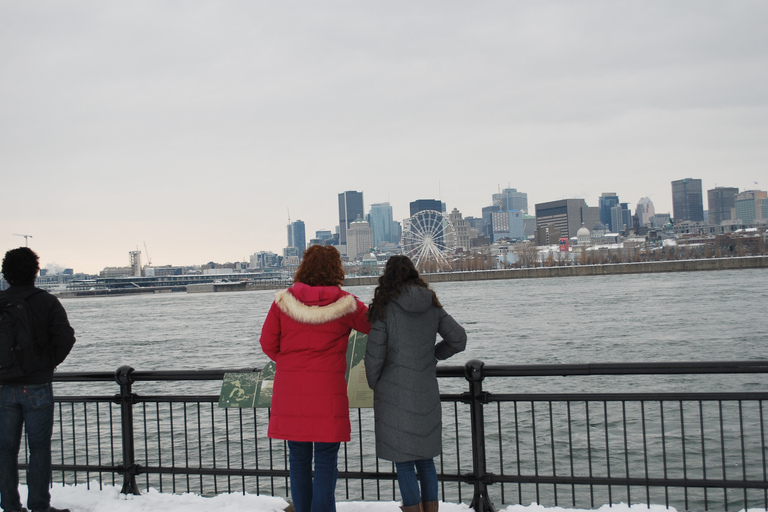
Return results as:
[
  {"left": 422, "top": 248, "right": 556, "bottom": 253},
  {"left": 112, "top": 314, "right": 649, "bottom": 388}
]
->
[
  {"left": 50, "top": 268, "right": 768, "bottom": 510},
  {"left": 59, "top": 268, "right": 768, "bottom": 388}
]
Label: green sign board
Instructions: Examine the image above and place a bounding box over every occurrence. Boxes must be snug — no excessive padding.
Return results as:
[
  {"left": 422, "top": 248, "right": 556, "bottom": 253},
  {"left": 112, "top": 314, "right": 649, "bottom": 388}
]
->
[{"left": 219, "top": 330, "right": 373, "bottom": 408}]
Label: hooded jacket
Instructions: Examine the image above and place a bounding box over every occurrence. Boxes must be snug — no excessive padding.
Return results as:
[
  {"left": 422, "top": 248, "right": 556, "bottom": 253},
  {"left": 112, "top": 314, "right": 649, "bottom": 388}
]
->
[
  {"left": 259, "top": 282, "right": 370, "bottom": 442},
  {"left": 364, "top": 283, "right": 466, "bottom": 462}
]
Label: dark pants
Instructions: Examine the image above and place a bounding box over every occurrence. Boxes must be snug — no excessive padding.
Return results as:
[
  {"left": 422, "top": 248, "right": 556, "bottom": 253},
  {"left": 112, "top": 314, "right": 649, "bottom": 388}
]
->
[
  {"left": 395, "top": 458, "right": 439, "bottom": 507},
  {"left": 0, "top": 383, "right": 54, "bottom": 512},
  {"left": 287, "top": 441, "right": 340, "bottom": 512}
]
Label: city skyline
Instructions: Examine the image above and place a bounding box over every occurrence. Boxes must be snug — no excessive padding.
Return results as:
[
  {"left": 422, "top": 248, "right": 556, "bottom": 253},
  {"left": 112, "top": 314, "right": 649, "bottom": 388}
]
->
[{"left": 2, "top": 2, "right": 766, "bottom": 274}]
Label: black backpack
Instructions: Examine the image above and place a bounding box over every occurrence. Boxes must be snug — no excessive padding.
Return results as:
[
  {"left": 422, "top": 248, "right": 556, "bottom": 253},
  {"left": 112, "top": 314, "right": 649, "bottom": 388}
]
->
[{"left": 0, "top": 289, "right": 43, "bottom": 379}]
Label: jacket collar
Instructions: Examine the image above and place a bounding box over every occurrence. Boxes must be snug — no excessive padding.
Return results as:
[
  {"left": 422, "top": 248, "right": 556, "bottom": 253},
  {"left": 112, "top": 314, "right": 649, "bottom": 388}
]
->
[{"left": 275, "top": 288, "right": 357, "bottom": 324}]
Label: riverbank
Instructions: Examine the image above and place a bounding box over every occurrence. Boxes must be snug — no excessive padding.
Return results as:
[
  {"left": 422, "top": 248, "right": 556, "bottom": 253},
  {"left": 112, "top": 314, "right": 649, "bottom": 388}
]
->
[
  {"left": 57, "top": 255, "right": 767, "bottom": 297},
  {"left": 346, "top": 255, "right": 768, "bottom": 286}
]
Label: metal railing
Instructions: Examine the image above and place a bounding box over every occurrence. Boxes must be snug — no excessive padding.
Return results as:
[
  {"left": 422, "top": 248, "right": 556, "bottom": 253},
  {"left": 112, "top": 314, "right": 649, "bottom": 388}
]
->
[{"left": 17, "top": 360, "right": 768, "bottom": 511}]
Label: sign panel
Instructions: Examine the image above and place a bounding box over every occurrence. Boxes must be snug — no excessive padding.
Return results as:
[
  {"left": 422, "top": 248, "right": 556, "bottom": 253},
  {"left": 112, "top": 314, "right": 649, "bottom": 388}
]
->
[{"left": 219, "top": 330, "right": 373, "bottom": 408}]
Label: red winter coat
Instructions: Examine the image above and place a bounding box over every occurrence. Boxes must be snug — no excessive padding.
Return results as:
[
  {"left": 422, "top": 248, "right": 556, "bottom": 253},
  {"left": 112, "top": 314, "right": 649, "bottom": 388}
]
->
[{"left": 259, "top": 282, "right": 370, "bottom": 442}]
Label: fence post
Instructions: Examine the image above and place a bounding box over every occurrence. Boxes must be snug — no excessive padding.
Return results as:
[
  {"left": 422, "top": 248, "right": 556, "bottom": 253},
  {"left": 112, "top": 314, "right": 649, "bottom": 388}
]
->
[
  {"left": 115, "top": 365, "right": 141, "bottom": 495},
  {"left": 465, "top": 359, "right": 497, "bottom": 512}
]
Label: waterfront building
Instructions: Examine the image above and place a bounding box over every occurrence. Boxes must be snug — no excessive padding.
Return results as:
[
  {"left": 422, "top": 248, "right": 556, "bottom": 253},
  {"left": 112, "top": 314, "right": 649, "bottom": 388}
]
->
[
  {"left": 338, "top": 190, "right": 364, "bottom": 247},
  {"left": 610, "top": 203, "right": 632, "bottom": 234},
  {"left": 535, "top": 199, "right": 600, "bottom": 240},
  {"left": 250, "top": 251, "right": 280, "bottom": 269},
  {"left": 99, "top": 266, "right": 134, "bottom": 278},
  {"left": 409, "top": 199, "right": 444, "bottom": 216},
  {"left": 315, "top": 230, "right": 333, "bottom": 242},
  {"left": 491, "top": 210, "right": 525, "bottom": 242},
  {"left": 464, "top": 216, "right": 484, "bottom": 240},
  {"left": 492, "top": 188, "right": 528, "bottom": 214},
  {"left": 447, "top": 208, "right": 472, "bottom": 250},
  {"left": 599, "top": 193, "right": 620, "bottom": 232},
  {"left": 652, "top": 212, "right": 671, "bottom": 228},
  {"left": 391, "top": 220, "right": 402, "bottom": 246},
  {"left": 287, "top": 220, "right": 306, "bottom": 256},
  {"left": 346, "top": 216, "right": 374, "bottom": 259},
  {"left": 576, "top": 223, "right": 591, "bottom": 247},
  {"left": 480, "top": 205, "right": 497, "bottom": 242},
  {"left": 708, "top": 187, "right": 739, "bottom": 225},
  {"left": 368, "top": 202, "right": 395, "bottom": 247},
  {"left": 129, "top": 250, "right": 142, "bottom": 277},
  {"left": 635, "top": 197, "right": 655, "bottom": 227},
  {"left": 671, "top": 178, "right": 705, "bottom": 223},
  {"left": 734, "top": 190, "right": 768, "bottom": 224}
]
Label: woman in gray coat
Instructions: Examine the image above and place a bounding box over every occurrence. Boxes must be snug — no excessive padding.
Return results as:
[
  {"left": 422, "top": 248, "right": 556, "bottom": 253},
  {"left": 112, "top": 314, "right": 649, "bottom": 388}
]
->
[{"left": 365, "top": 256, "right": 467, "bottom": 512}]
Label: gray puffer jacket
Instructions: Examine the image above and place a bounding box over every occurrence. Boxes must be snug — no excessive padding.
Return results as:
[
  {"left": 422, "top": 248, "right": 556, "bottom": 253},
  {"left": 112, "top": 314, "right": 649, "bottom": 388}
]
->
[{"left": 364, "top": 284, "right": 467, "bottom": 462}]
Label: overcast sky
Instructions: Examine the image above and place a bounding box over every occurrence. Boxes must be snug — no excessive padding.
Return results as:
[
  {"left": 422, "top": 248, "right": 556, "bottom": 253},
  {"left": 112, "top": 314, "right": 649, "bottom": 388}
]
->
[{"left": 2, "top": 1, "right": 766, "bottom": 274}]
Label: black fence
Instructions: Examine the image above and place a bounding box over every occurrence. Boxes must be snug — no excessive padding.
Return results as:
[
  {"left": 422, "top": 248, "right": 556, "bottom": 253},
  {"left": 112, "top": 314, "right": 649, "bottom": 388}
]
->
[{"left": 17, "top": 360, "right": 768, "bottom": 511}]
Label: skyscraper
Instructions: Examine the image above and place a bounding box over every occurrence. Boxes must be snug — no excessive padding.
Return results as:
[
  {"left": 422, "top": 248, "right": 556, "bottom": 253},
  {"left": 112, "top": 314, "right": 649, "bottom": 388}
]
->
[
  {"left": 368, "top": 202, "right": 395, "bottom": 247},
  {"left": 599, "top": 193, "right": 620, "bottom": 232},
  {"left": 492, "top": 188, "right": 528, "bottom": 213},
  {"left": 347, "top": 216, "right": 374, "bottom": 259},
  {"left": 635, "top": 197, "right": 655, "bottom": 227},
  {"left": 734, "top": 190, "right": 768, "bottom": 224},
  {"left": 287, "top": 220, "right": 306, "bottom": 255},
  {"left": 707, "top": 187, "right": 739, "bottom": 225},
  {"left": 671, "top": 178, "right": 704, "bottom": 223},
  {"left": 338, "top": 191, "right": 364, "bottom": 247},
  {"left": 535, "top": 199, "right": 600, "bottom": 240},
  {"left": 409, "top": 199, "right": 443, "bottom": 216}
]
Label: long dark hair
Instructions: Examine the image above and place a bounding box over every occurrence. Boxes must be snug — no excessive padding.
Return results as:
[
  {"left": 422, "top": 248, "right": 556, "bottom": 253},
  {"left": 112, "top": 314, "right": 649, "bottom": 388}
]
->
[{"left": 367, "top": 255, "right": 441, "bottom": 322}]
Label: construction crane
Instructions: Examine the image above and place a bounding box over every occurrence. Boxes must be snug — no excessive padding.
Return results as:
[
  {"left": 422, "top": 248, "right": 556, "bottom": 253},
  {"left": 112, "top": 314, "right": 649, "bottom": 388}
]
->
[
  {"left": 13, "top": 234, "right": 33, "bottom": 246},
  {"left": 143, "top": 241, "right": 152, "bottom": 266}
]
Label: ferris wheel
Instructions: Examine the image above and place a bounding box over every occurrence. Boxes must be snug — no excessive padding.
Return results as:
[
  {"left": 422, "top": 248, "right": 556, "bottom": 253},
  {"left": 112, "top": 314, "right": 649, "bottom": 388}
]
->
[{"left": 401, "top": 210, "right": 455, "bottom": 272}]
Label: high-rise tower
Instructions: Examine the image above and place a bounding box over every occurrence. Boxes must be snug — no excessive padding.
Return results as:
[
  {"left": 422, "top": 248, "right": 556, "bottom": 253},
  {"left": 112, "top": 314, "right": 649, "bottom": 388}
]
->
[
  {"left": 338, "top": 191, "right": 364, "bottom": 247},
  {"left": 671, "top": 178, "right": 704, "bottom": 223},
  {"left": 707, "top": 187, "right": 739, "bottom": 225}
]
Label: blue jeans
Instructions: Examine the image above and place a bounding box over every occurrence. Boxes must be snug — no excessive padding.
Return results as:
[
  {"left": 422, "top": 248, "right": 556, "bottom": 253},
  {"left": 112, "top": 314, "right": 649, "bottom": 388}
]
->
[
  {"left": 0, "top": 382, "right": 55, "bottom": 512},
  {"left": 287, "top": 441, "right": 340, "bottom": 512},
  {"left": 395, "top": 458, "right": 438, "bottom": 507}
]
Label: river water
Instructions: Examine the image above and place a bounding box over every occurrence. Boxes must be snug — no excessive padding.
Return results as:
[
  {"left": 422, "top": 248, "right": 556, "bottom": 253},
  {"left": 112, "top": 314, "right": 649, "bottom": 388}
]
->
[
  {"left": 52, "top": 268, "right": 768, "bottom": 510},
  {"left": 59, "top": 268, "right": 768, "bottom": 386}
]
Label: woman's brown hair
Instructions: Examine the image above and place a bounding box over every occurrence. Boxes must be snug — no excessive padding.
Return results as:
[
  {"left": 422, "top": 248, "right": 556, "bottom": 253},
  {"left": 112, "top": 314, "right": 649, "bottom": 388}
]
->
[
  {"left": 367, "top": 255, "right": 441, "bottom": 322},
  {"left": 293, "top": 245, "right": 345, "bottom": 287}
]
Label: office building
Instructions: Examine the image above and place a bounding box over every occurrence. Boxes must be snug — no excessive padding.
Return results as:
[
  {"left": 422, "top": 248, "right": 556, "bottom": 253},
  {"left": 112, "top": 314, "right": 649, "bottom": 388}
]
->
[
  {"left": 599, "top": 193, "right": 620, "bottom": 232},
  {"left": 480, "top": 205, "right": 498, "bottom": 242},
  {"left": 734, "top": 190, "right": 768, "bottom": 224},
  {"left": 492, "top": 210, "right": 525, "bottom": 241},
  {"left": 346, "top": 216, "right": 374, "bottom": 259},
  {"left": 609, "top": 203, "right": 632, "bottom": 234},
  {"left": 447, "top": 208, "right": 472, "bottom": 250},
  {"left": 368, "top": 202, "right": 395, "bottom": 247},
  {"left": 671, "top": 178, "right": 704, "bottom": 223},
  {"left": 635, "top": 197, "right": 655, "bottom": 227},
  {"left": 535, "top": 199, "right": 600, "bottom": 240},
  {"left": 338, "top": 191, "right": 364, "bottom": 246},
  {"left": 409, "top": 199, "right": 444, "bottom": 216},
  {"left": 492, "top": 188, "right": 528, "bottom": 213},
  {"left": 250, "top": 251, "right": 280, "bottom": 269},
  {"left": 287, "top": 220, "right": 306, "bottom": 256},
  {"left": 708, "top": 187, "right": 739, "bottom": 225}
]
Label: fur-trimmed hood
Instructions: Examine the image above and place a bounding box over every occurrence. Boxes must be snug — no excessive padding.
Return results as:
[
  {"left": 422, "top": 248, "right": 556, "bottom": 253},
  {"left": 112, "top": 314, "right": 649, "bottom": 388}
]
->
[{"left": 275, "top": 283, "right": 358, "bottom": 325}]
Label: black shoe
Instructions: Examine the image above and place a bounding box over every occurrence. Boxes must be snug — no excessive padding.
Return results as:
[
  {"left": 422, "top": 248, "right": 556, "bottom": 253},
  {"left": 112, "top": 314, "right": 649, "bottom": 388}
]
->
[{"left": 33, "top": 508, "right": 71, "bottom": 512}]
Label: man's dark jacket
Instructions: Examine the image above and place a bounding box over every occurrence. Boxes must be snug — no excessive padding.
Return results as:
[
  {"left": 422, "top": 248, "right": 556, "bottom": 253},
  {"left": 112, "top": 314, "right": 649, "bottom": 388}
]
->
[{"left": 0, "top": 285, "right": 76, "bottom": 384}]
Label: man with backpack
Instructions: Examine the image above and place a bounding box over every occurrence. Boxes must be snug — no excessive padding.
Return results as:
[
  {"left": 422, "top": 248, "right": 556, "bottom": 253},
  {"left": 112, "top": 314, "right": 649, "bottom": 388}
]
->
[{"left": 0, "top": 247, "right": 75, "bottom": 512}]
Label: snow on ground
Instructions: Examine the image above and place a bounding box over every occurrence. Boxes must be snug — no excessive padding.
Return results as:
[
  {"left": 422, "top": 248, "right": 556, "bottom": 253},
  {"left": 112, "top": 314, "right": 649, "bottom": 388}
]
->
[{"left": 12, "top": 483, "right": 688, "bottom": 512}]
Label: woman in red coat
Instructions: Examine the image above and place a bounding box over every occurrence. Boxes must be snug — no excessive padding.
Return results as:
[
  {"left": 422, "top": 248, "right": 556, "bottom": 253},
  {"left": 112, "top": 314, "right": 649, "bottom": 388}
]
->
[{"left": 260, "top": 245, "right": 370, "bottom": 512}]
